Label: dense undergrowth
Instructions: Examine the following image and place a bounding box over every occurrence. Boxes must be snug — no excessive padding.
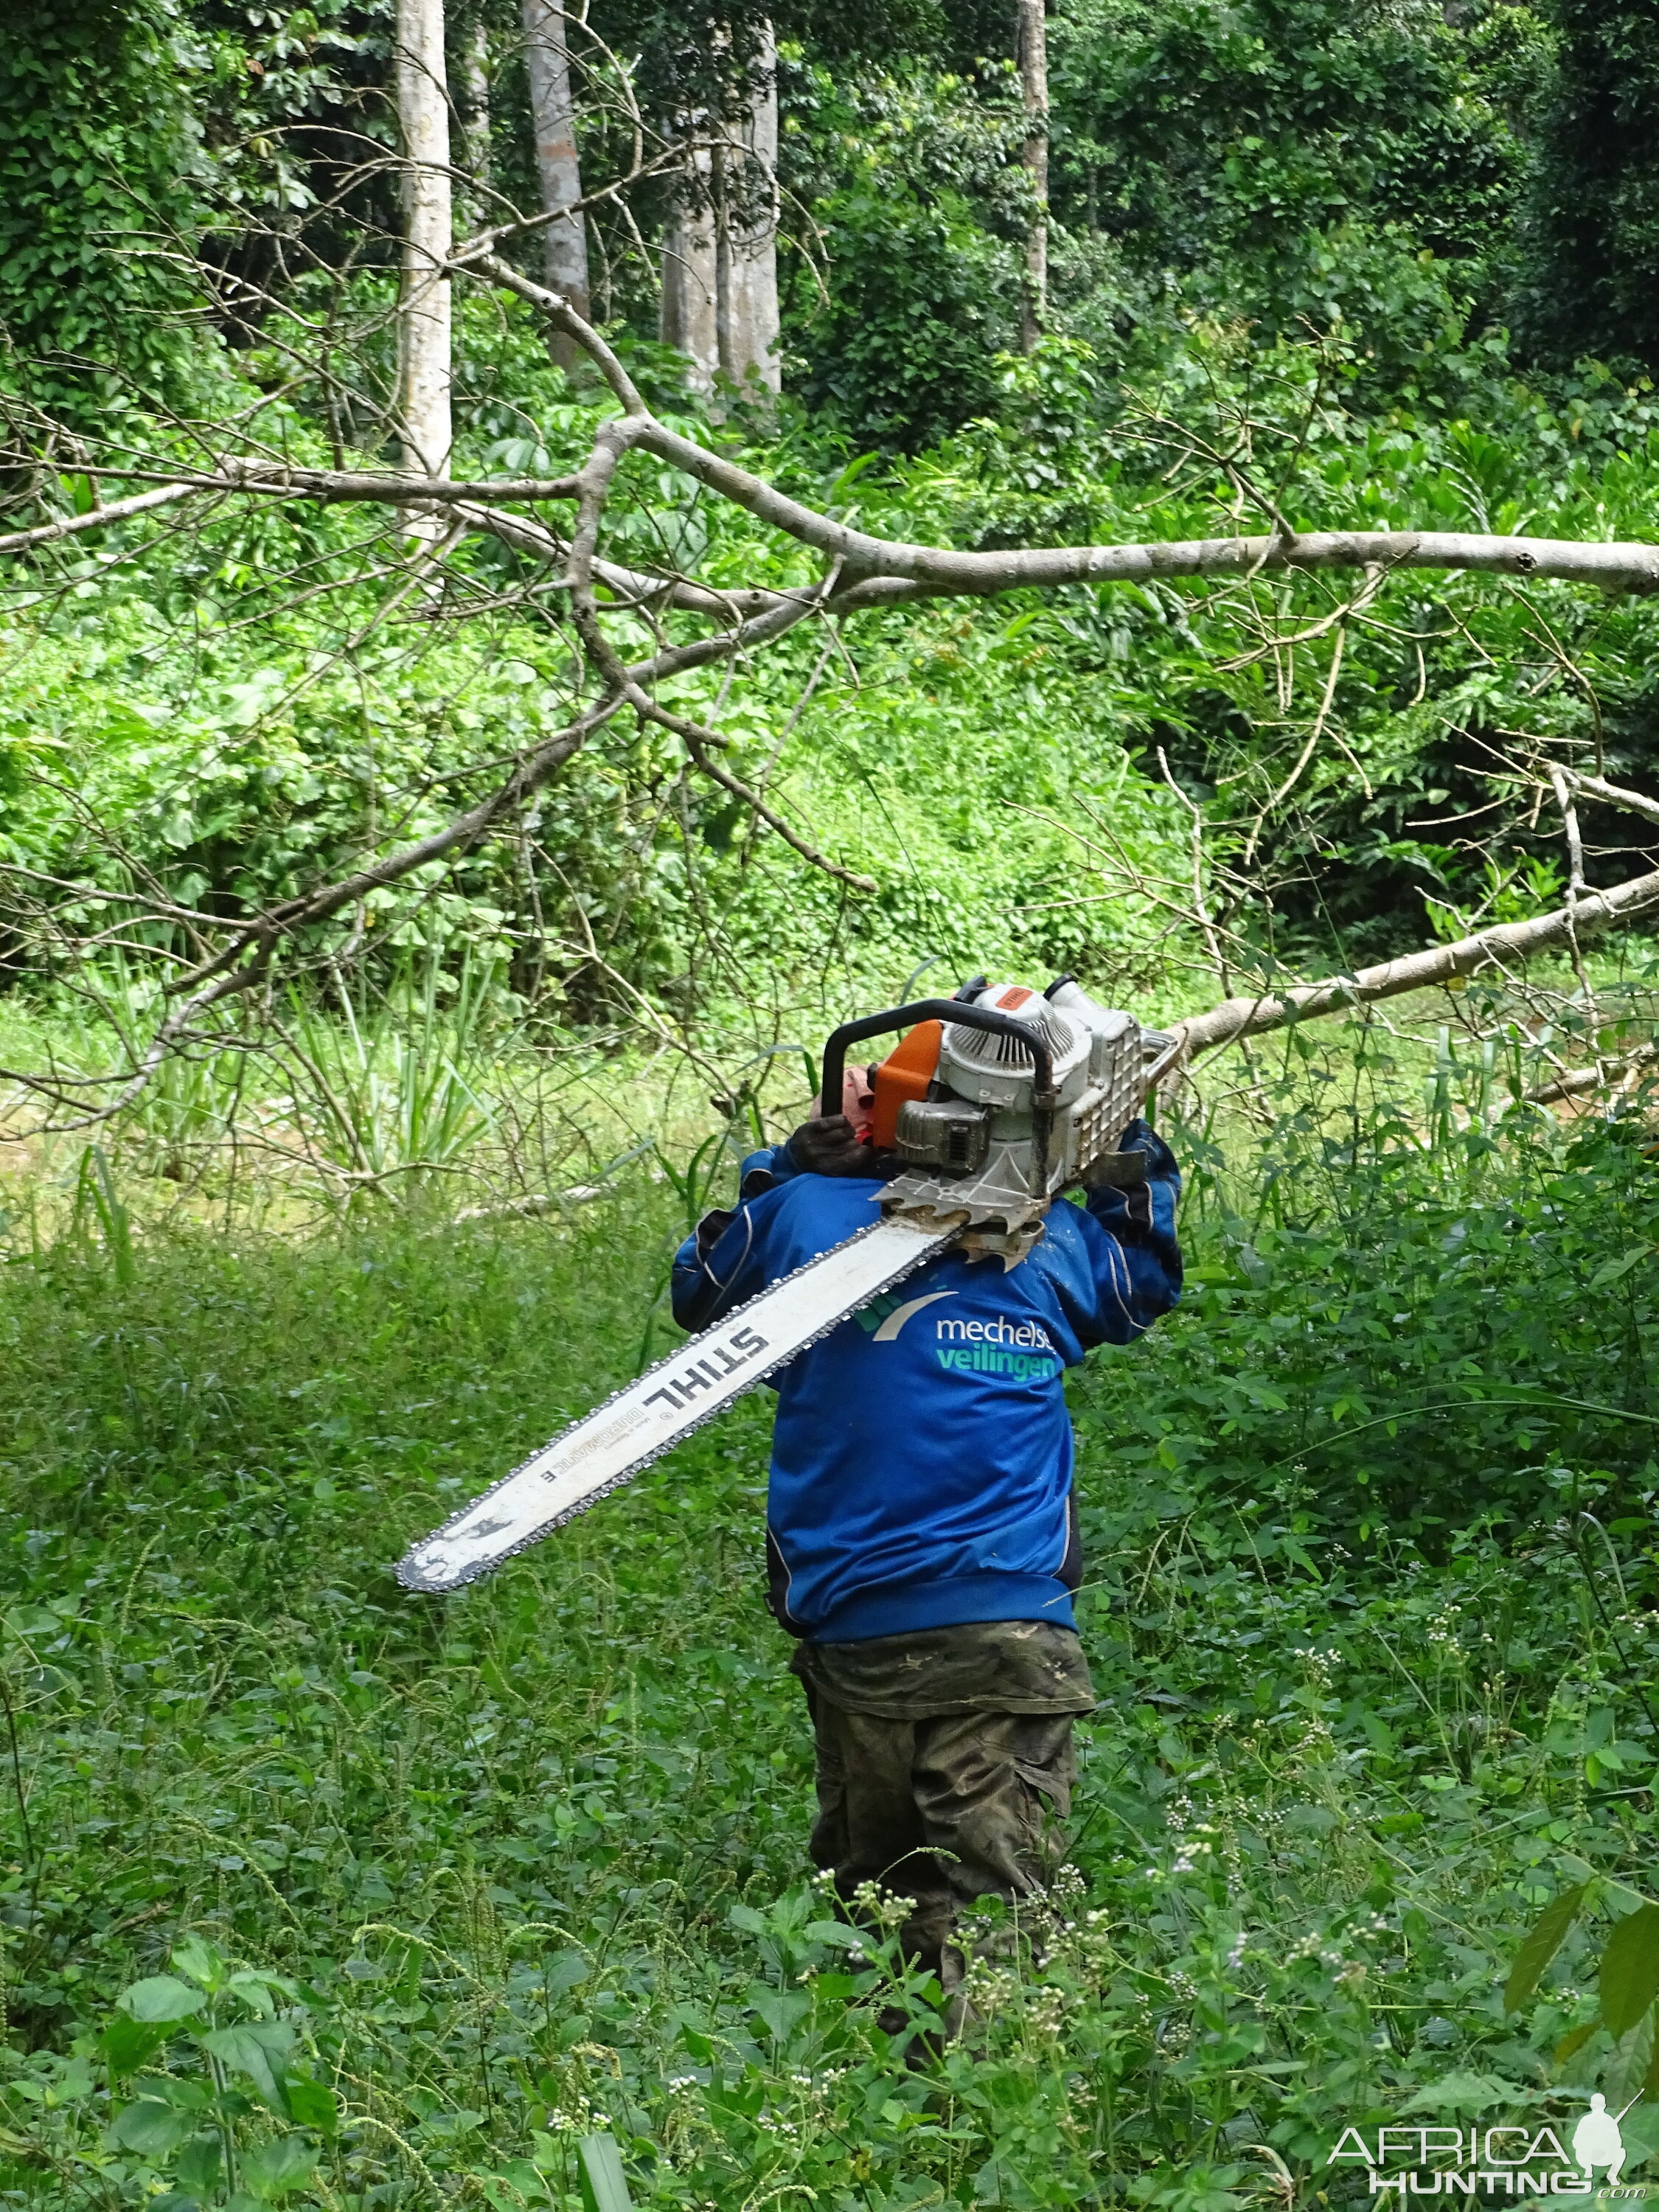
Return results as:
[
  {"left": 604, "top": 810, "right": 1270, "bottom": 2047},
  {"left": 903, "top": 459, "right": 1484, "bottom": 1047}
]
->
[{"left": 2, "top": 1032, "right": 1659, "bottom": 2209}]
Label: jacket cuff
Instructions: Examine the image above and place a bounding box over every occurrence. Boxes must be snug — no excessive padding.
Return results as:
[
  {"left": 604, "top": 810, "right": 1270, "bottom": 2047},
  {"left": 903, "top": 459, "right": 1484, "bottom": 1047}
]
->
[{"left": 739, "top": 1141, "right": 798, "bottom": 1200}]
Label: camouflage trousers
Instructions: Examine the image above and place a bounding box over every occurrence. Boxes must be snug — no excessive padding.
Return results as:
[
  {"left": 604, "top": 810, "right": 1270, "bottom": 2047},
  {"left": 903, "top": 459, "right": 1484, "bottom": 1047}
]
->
[{"left": 801, "top": 1685, "right": 1076, "bottom": 1995}]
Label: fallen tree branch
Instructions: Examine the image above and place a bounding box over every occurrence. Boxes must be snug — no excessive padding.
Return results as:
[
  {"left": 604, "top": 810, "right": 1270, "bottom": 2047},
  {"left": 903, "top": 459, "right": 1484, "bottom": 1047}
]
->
[
  {"left": 1174, "top": 863, "right": 1659, "bottom": 1059},
  {"left": 1561, "top": 767, "right": 1659, "bottom": 833},
  {"left": 679, "top": 731, "right": 877, "bottom": 893},
  {"left": 631, "top": 417, "right": 1659, "bottom": 597},
  {"left": 1528, "top": 1039, "right": 1659, "bottom": 1107},
  {"left": 0, "top": 480, "right": 204, "bottom": 556}
]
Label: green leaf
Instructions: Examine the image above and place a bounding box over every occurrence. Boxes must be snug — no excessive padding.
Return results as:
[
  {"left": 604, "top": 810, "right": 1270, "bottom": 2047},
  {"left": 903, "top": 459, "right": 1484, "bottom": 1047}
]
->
[
  {"left": 175, "top": 2135, "right": 223, "bottom": 2194},
  {"left": 804, "top": 1920, "right": 869, "bottom": 1950},
  {"left": 285, "top": 2075, "right": 338, "bottom": 2136},
  {"left": 1400, "top": 2072, "right": 1529, "bottom": 2115},
  {"left": 1555, "top": 2020, "right": 1598, "bottom": 2065},
  {"left": 199, "top": 2021, "right": 293, "bottom": 2115},
  {"left": 120, "top": 1975, "right": 206, "bottom": 2024},
  {"left": 171, "top": 1935, "right": 227, "bottom": 1992},
  {"left": 1603, "top": 1905, "right": 1659, "bottom": 2037},
  {"left": 748, "top": 1985, "right": 810, "bottom": 2042},
  {"left": 99, "top": 2013, "right": 167, "bottom": 2078},
  {"left": 577, "top": 2133, "right": 636, "bottom": 2212},
  {"left": 1621, "top": 2104, "right": 1659, "bottom": 2174},
  {"left": 4, "top": 1606, "right": 62, "bottom": 1638},
  {"left": 1589, "top": 1245, "right": 1652, "bottom": 1290},
  {"left": 110, "top": 2096, "right": 193, "bottom": 2157},
  {"left": 239, "top": 2134, "right": 319, "bottom": 2200},
  {"left": 1506, "top": 1884, "right": 1587, "bottom": 2012},
  {"left": 131, "top": 2075, "right": 211, "bottom": 2112},
  {"left": 226, "top": 1972, "right": 280, "bottom": 2017}
]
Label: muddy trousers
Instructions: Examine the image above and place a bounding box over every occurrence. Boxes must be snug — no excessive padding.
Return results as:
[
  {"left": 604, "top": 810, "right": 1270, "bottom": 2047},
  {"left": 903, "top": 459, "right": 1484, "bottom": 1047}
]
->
[{"left": 802, "top": 1688, "right": 1076, "bottom": 1993}]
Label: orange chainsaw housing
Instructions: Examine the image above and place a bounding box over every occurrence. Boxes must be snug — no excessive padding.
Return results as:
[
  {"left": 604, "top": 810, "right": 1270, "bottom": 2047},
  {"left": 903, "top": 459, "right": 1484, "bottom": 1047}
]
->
[{"left": 870, "top": 1020, "right": 942, "bottom": 1149}]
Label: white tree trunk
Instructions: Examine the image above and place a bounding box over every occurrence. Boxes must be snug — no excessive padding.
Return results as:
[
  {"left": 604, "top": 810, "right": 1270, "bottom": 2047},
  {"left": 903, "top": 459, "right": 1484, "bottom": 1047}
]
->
[
  {"left": 396, "top": 0, "right": 453, "bottom": 479},
  {"left": 459, "top": 17, "right": 491, "bottom": 201},
  {"left": 720, "top": 23, "right": 780, "bottom": 396},
  {"left": 660, "top": 27, "right": 779, "bottom": 403},
  {"left": 661, "top": 143, "right": 719, "bottom": 394},
  {"left": 1017, "top": 0, "right": 1047, "bottom": 352},
  {"left": 521, "top": 0, "right": 590, "bottom": 351}
]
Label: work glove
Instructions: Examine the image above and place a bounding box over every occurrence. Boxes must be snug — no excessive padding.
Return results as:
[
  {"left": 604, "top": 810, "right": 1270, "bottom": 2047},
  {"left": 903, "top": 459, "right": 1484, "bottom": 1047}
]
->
[{"left": 785, "top": 1113, "right": 877, "bottom": 1178}]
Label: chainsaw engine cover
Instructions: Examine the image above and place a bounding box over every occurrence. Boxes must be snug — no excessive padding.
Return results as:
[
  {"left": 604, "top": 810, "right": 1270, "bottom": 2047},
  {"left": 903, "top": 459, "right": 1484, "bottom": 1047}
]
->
[{"left": 939, "top": 984, "right": 1091, "bottom": 1110}]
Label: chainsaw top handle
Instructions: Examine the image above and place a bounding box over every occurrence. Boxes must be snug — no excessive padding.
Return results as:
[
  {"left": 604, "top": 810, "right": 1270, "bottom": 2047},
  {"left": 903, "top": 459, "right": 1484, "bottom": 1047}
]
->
[{"left": 818, "top": 998, "right": 1060, "bottom": 1188}]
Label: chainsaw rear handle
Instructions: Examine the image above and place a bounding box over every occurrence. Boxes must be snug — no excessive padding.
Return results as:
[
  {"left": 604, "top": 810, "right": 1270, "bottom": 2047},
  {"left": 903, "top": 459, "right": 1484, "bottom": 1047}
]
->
[{"left": 818, "top": 998, "right": 1060, "bottom": 1187}]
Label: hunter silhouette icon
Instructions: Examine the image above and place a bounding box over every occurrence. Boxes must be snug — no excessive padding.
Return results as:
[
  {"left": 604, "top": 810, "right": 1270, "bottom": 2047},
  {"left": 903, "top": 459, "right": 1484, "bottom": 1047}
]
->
[{"left": 1572, "top": 2096, "right": 1627, "bottom": 2185}]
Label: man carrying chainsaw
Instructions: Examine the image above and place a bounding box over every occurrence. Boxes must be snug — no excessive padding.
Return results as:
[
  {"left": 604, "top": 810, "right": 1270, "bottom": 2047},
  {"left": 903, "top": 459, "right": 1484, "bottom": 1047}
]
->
[{"left": 671, "top": 976, "right": 1181, "bottom": 2022}]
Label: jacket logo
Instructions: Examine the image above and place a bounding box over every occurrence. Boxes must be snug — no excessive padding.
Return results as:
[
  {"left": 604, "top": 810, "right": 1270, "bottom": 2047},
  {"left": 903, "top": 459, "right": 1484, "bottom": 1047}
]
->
[{"left": 863, "top": 1292, "right": 956, "bottom": 1336}]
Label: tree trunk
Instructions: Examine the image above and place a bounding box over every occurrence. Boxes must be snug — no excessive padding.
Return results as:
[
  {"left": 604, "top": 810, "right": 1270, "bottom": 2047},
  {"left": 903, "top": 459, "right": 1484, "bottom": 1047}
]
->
[
  {"left": 522, "top": 0, "right": 590, "bottom": 372},
  {"left": 661, "top": 142, "right": 719, "bottom": 394},
  {"left": 661, "top": 27, "right": 779, "bottom": 404},
  {"left": 459, "top": 16, "right": 491, "bottom": 201},
  {"left": 720, "top": 21, "right": 781, "bottom": 397},
  {"left": 1017, "top": 0, "right": 1048, "bottom": 352},
  {"left": 396, "top": 0, "right": 453, "bottom": 480}
]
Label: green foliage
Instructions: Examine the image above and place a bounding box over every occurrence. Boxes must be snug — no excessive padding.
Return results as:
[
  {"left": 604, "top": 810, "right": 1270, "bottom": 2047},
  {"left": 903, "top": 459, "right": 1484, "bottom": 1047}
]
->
[
  {"left": 783, "top": 62, "right": 1029, "bottom": 449},
  {"left": 1523, "top": 0, "right": 1659, "bottom": 372},
  {"left": 1051, "top": 0, "right": 1533, "bottom": 325},
  {"left": 1, "top": 1042, "right": 1659, "bottom": 2202},
  {"left": 1084, "top": 1008, "right": 1659, "bottom": 1538},
  {"left": 0, "top": 0, "right": 207, "bottom": 403},
  {"left": 777, "top": 0, "right": 1557, "bottom": 442},
  {"left": 0, "top": 346, "right": 1197, "bottom": 1023}
]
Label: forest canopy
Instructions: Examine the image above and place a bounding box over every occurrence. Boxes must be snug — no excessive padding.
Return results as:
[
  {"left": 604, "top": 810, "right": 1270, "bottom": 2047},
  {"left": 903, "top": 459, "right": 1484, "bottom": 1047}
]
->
[{"left": 4, "top": 0, "right": 1659, "bottom": 1105}]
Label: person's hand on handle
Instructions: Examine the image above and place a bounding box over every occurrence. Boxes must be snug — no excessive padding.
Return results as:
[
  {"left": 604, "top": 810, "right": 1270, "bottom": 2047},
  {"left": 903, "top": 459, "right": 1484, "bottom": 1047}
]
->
[{"left": 786, "top": 1113, "right": 874, "bottom": 1178}]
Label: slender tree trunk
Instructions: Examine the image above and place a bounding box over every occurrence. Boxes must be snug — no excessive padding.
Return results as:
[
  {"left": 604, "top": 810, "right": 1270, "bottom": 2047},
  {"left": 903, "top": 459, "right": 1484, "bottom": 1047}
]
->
[
  {"left": 1018, "top": 0, "right": 1048, "bottom": 352},
  {"left": 522, "top": 0, "right": 590, "bottom": 371},
  {"left": 713, "top": 139, "right": 734, "bottom": 386},
  {"left": 661, "top": 141, "right": 719, "bottom": 394},
  {"left": 459, "top": 16, "right": 491, "bottom": 204},
  {"left": 720, "top": 20, "right": 781, "bottom": 397},
  {"left": 396, "top": 0, "right": 453, "bottom": 479},
  {"left": 661, "top": 27, "right": 779, "bottom": 405}
]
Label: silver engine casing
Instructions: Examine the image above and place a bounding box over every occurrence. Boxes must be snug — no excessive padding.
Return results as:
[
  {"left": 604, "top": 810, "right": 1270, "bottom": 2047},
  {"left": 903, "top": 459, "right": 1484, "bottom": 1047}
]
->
[{"left": 883, "top": 980, "right": 1154, "bottom": 1262}]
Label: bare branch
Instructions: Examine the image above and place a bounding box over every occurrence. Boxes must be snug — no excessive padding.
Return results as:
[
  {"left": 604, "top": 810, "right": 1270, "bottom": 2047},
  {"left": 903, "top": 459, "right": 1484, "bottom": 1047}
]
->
[
  {"left": 632, "top": 420, "right": 1659, "bottom": 597},
  {"left": 681, "top": 731, "right": 876, "bottom": 893},
  {"left": 1562, "top": 767, "right": 1659, "bottom": 835},
  {"left": 1529, "top": 1040, "right": 1659, "bottom": 1106},
  {"left": 0, "top": 480, "right": 202, "bottom": 555},
  {"left": 470, "top": 253, "right": 646, "bottom": 414},
  {"left": 1175, "top": 863, "right": 1659, "bottom": 1059}
]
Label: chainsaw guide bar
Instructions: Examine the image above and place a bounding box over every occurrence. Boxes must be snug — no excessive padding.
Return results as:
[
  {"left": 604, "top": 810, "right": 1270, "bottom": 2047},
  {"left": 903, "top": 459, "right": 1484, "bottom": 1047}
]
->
[{"left": 395, "top": 1212, "right": 956, "bottom": 1593}]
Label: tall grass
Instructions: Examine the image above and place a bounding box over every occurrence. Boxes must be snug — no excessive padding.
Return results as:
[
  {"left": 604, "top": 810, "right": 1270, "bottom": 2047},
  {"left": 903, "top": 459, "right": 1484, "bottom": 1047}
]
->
[{"left": 0, "top": 1032, "right": 1657, "bottom": 2208}]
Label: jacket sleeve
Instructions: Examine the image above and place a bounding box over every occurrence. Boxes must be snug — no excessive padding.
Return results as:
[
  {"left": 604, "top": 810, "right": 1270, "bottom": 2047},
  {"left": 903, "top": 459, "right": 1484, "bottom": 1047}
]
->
[
  {"left": 1070, "top": 1117, "right": 1183, "bottom": 1348},
  {"left": 737, "top": 1141, "right": 801, "bottom": 1197},
  {"left": 671, "top": 1192, "right": 775, "bottom": 1333}
]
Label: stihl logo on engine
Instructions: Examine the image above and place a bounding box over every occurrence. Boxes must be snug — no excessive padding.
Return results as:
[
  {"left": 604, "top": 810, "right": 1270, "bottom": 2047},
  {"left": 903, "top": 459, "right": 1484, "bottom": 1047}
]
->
[{"left": 643, "top": 1325, "right": 769, "bottom": 1412}]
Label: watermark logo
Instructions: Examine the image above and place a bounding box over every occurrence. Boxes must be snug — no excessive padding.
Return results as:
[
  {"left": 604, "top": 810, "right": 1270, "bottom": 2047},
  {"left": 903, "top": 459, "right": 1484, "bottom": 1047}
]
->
[
  {"left": 1572, "top": 2098, "right": 1626, "bottom": 2189},
  {"left": 1329, "top": 2102, "right": 1644, "bottom": 2197}
]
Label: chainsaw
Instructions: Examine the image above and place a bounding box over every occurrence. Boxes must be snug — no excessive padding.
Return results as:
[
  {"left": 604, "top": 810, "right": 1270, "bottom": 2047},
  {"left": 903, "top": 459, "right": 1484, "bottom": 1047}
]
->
[{"left": 396, "top": 976, "right": 1178, "bottom": 1593}]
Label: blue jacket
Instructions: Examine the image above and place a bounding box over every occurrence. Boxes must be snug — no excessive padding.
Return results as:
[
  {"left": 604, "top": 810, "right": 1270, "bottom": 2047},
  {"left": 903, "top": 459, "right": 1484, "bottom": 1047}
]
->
[{"left": 669, "top": 1121, "right": 1181, "bottom": 1643}]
